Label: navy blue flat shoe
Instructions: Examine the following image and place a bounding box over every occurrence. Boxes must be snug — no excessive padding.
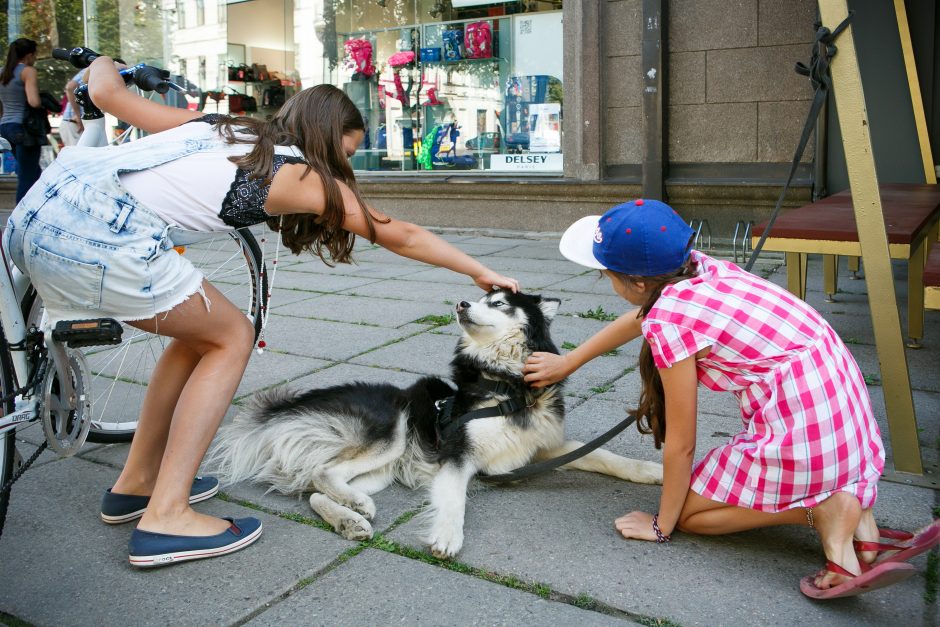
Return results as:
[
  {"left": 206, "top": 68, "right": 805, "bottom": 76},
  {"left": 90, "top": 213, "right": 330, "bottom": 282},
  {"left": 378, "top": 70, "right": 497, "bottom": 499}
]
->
[
  {"left": 100, "top": 476, "right": 220, "bottom": 524},
  {"left": 128, "top": 517, "right": 262, "bottom": 568}
]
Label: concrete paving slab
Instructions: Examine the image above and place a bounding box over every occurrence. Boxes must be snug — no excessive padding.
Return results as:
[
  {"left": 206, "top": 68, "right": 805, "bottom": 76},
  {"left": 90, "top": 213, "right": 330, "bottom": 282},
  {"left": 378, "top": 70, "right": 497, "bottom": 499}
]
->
[
  {"left": 387, "top": 471, "right": 933, "bottom": 627},
  {"left": 405, "top": 266, "right": 575, "bottom": 290},
  {"left": 282, "top": 362, "right": 431, "bottom": 391},
  {"left": 268, "top": 270, "right": 381, "bottom": 294},
  {"left": 553, "top": 292, "right": 640, "bottom": 319},
  {"left": 338, "top": 279, "right": 471, "bottom": 306},
  {"left": 245, "top": 548, "right": 634, "bottom": 626},
  {"left": 348, "top": 332, "right": 461, "bottom": 375},
  {"left": 261, "top": 315, "right": 420, "bottom": 361},
  {"left": 487, "top": 242, "right": 570, "bottom": 261},
  {"left": 235, "top": 351, "right": 331, "bottom": 398},
  {"left": 0, "top": 456, "right": 351, "bottom": 627},
  {"left": 274, "top": 293, "right": 452, "bottom": 329}
]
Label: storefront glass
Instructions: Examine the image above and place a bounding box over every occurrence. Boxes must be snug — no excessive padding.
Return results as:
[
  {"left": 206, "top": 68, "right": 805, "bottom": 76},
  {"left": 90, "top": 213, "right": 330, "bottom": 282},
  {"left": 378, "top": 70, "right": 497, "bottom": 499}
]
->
[
  {"left": 322, "top": 1, "right": 563, "bottom": 174},
  {"left": 0, "top": 0, "right": 562, "bottom": 176}
]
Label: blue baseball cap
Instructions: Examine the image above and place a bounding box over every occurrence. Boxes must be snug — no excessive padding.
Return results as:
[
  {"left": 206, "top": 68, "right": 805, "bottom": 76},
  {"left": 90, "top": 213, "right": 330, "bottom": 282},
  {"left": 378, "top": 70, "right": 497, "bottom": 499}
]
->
[{"left": 559, "top": 199, "right": 694, "bottom": 276}]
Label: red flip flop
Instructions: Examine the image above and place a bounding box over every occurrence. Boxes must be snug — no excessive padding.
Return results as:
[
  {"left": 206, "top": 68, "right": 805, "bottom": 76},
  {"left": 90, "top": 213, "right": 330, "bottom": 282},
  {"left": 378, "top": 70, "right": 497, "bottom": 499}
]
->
[
  {"left": 800, "top": 560, "right": 917, "bottom": 600},
  {"left": 853, "top": 520, "right": 940, "bottom": 565}
]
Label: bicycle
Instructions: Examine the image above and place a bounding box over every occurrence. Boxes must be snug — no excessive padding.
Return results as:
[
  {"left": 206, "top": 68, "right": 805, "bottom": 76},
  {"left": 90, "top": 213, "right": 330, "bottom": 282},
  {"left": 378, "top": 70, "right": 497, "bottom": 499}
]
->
[{"left": 0, "top": 47, "right": 268, "bottom": 535}]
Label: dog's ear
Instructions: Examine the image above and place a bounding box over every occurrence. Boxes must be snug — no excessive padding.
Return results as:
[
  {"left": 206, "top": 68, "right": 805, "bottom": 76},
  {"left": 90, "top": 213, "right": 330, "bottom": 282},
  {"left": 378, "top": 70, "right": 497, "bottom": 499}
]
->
[{"left": 538, "top": 297, "right": 561, "bottom": 322}]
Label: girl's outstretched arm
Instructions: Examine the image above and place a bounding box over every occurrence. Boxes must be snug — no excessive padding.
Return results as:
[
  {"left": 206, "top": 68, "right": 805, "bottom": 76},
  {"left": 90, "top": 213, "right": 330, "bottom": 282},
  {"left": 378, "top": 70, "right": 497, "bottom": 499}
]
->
[
  {"left": 615, "top": 354, "right": 698, "bottom": 541},
  {"left": 266, "top": 172, "right": 518, "bottom": 292},
  {"left": 86, "top": 56, "right": 200, "bottom": 133},
  {"left": 522, "top": 308, "right": 644, "bottom": 387}
]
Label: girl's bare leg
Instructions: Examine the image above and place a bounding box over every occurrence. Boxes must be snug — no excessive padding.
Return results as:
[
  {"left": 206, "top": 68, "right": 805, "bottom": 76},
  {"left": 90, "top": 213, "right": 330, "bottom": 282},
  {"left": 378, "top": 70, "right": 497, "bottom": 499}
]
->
[
  {"left": 110, "top": 339, "right": 201, "bottom": 496},
  {"left": 677, "top": 489, "right": 865, "bottom": 590},
  {"left": 110, "top": 281, "right": 255, "bottom": 537}
]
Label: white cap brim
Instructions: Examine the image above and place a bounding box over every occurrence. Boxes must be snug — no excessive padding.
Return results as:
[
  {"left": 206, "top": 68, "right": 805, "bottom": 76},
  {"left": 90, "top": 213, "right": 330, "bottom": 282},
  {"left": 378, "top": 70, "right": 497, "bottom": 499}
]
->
[{"left": 559, "top": 215, "right": 607, "bottom": 270}]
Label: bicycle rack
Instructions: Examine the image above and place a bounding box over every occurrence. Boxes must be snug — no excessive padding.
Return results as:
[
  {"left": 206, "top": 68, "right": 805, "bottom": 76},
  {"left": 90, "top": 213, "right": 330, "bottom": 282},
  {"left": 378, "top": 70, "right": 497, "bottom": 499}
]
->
[
  {"left": 688, "top": 219, "right": 712, "bottom": 253},
  {"left": 732, "top": 220, "right": 754, "bottom": 264}
]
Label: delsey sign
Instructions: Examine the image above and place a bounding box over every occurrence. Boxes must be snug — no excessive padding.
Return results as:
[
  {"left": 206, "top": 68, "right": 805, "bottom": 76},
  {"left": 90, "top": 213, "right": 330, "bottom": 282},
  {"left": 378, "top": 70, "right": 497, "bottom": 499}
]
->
[{"left": 490, "top": 153, "right": 563, "bottom": 171}]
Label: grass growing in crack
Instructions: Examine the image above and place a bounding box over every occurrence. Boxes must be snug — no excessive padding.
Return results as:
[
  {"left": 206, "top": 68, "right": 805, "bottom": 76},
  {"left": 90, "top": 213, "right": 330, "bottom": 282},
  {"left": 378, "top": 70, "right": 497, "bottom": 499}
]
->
[
  {"left": 562, "top": 340, "right": 619, "bottom": 357},
  {"left": 925, "top": 552, "right": 938, "bottom": 604},
  {"left": 216, "top": 492, "right": 335, "bottom": 532},
  {"left": 416, "top": 313, "right": 455, "bottom": 326},
  {"left": 0, "top": 612, "right": 30, "bottom": 627},
  {"left": 863, "top": 373, "right": 881, "bottom": 386},
  {"left": 637, "top": 618, "right": 683, "bottom": 627},
  {"left": 591, "top": 383, "right": 614, "bottom": 394},
  {"left": 577, "top": 306, "right": 618, "bottom": 322},
  {"left": 574, "top": 593, "right": 597, "bottom": 610},
  {"left": 369, "top": 533, "right": 551, "bottom": 598}
]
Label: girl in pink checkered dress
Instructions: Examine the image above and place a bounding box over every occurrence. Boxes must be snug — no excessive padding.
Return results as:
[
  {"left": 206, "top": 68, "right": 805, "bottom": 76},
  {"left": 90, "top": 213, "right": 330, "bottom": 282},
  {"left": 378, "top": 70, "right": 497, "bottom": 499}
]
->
[{"left": 523, "top": 199, "right": 939, "bottom": 599}]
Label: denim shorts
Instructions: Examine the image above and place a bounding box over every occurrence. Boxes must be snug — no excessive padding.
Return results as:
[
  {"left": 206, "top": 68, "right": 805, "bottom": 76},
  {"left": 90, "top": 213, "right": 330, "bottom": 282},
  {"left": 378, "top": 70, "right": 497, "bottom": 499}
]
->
[{"left": 3, "top": 160, "right": 205, "bottom": 326}]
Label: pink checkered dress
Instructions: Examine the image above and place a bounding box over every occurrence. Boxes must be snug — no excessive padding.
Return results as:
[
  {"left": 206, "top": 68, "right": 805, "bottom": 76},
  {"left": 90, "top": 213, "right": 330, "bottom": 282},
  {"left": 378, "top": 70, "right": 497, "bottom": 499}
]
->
[{"left": 641, "top": 251, "right": 885, "bottom": 512}]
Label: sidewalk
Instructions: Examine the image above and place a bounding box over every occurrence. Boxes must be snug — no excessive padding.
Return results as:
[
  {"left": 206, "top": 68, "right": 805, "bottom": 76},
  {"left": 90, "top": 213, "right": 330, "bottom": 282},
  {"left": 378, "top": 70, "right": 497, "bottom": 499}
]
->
[{"left": 1, "top": 229, "right": 937, "bottom": 626}]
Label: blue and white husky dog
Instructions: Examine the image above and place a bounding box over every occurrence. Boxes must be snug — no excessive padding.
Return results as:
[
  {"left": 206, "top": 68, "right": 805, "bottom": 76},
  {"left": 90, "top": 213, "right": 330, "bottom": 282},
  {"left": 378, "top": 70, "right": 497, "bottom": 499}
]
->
[{"left": 209, "top": 289, "right": 662, "bottom": 558}]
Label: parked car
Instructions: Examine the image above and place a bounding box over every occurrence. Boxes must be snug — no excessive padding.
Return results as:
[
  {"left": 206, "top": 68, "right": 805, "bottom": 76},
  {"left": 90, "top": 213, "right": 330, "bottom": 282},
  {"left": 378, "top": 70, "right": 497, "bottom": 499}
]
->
[{"left": 465, "top": 131, "right": 501, "bottom": 151}]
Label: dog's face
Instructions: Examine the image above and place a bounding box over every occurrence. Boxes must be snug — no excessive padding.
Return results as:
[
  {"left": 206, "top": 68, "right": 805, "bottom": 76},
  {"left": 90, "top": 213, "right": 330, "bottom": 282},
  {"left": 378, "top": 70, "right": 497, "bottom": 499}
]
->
[{"left": 455, "top": 289, "right": 560, "bottom": 358}]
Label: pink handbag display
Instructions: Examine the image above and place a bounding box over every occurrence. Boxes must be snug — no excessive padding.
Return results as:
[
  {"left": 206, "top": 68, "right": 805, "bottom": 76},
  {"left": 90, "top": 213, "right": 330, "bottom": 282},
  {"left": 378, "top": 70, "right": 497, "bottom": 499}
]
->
[
  {"left": 465, "top": 21, "right": 493, "bottom": 59},
  {"left": 388, "top": 51, "right": 416, "bottom": 68},
  {"left": 344, "top": 38, "right": 375, "bottom": 78}
]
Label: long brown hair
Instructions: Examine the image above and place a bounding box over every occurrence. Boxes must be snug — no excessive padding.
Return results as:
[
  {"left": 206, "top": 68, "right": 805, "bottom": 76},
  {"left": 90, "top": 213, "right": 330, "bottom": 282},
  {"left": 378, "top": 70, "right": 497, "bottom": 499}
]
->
[
  {"left": 213, "top": 84, "right": 384, "bottom": 261},
  {"left": 609, "top": 255, "right": 698, "bottom": 449},
  {"left": 1, "top": 38, "right": 36, "bottom": 86}
]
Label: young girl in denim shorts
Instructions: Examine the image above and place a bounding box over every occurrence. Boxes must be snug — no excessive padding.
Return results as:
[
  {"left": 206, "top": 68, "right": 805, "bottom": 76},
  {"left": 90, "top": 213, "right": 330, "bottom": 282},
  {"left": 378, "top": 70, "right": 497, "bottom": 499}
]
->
[
  {"left": 3, "top": 56, "right": 518, "bottom": 567},
  {"left": 522, "top": 199, "right": 938, "bottom": 599}
]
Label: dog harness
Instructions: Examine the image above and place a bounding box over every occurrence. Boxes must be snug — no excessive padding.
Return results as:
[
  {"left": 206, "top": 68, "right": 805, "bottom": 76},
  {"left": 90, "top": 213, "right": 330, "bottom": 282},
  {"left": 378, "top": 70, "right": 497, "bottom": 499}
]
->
[{"left": 434, "top": 379, "right": 527, "bottom": 444}]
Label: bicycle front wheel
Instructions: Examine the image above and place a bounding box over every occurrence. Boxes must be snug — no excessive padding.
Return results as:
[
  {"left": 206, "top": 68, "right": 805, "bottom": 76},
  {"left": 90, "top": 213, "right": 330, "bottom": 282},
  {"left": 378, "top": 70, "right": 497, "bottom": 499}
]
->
[{"left": 22, "top": 228, "right": 268, "bottom": 443}]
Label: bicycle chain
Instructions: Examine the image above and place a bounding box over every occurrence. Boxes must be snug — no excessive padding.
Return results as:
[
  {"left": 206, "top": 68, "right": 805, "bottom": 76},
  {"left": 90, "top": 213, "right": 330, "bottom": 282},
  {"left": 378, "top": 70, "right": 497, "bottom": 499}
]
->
[{"left": 0, "top": 439, "right": 48, "bottom": 534}]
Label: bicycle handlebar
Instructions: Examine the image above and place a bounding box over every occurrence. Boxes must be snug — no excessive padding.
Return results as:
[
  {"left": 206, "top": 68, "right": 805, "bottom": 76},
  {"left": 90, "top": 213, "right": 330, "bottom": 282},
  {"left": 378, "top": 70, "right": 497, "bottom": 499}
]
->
[{"left": 52, "top": 47, "right": 181, "bottom": 119}]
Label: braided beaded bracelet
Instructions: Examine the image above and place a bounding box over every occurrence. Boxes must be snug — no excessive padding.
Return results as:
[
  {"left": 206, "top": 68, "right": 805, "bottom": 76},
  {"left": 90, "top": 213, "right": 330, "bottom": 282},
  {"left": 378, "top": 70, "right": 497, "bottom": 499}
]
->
[{"left": 652, "top": 514, "right": 672, "bottom": 543}]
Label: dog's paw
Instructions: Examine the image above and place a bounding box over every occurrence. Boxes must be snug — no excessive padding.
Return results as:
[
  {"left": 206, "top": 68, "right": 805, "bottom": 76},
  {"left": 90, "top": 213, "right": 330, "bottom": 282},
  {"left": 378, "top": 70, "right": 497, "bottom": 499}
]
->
[
  {"left": 634, "top": 461, "right": 664, "bottom": 485},
  {"left": 427, "top": 526, "right": 464, "bottom": 559},
  {"left": 350, "top": 495, "right": 376, "bottom": 520},
  {"left": 337, "top": 515, "right": 374, "bottom": 541}
]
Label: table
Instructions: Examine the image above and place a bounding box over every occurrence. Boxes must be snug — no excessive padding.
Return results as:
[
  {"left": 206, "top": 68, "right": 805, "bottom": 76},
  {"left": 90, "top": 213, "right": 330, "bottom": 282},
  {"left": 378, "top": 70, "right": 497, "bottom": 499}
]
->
[{"left": 751, "top": 183, "right": 940, "bottom": 347}]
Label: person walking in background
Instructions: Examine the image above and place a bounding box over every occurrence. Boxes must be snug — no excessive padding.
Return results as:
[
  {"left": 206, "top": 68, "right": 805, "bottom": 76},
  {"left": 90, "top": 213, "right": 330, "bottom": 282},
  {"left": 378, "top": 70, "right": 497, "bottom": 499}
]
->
[
  {"left": 59, "top": 69, "right": 85, "bottom": 146},
  {"left": 0, "top": 38, "right": 42, "bottom": 202}
]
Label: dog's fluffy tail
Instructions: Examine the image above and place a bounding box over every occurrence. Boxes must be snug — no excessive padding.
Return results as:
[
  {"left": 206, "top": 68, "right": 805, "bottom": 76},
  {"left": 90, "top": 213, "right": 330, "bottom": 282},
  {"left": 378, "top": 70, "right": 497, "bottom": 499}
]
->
[{"left": 206, "top": 387, "right": 360, "bottom": 495}]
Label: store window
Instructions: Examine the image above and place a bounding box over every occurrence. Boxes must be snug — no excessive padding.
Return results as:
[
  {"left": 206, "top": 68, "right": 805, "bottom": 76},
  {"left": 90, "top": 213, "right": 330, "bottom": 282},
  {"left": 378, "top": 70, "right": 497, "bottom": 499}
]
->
[{"left": 323, "top": 1, "right": 563, "bottom": 175}]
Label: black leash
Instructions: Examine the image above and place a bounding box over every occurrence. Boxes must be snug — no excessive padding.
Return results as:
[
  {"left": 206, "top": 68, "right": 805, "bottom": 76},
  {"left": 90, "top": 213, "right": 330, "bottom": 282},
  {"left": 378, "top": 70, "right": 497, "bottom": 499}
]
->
[
  {"left": 435, "top": 378, "right": 641, "bottom": 484},
  {"left": 745, "top": 11, "right": 854, "bottom": 272},
  {"left": 477, "top": 412, "right": 638, "bottom": 484}
]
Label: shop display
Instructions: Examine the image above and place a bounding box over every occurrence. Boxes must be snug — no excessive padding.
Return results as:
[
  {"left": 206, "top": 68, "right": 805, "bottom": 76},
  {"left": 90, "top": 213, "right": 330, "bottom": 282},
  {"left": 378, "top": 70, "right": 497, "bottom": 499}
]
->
[
  {"left": 464, "top": 21, "right": 492, "bottom": 59},
  {"left": 344, "top": 38, "right": 375, "bottom": 79},
  {"left": 225, "top": 86, "right": 258, "bottom": 113},
  {"left": 420, "top": 47, "right": 442, "bottom": 62},
  {"left": 331, "top": 7, "right": 563, "bottom": 173},
  {"left": 442, "top": 29, "right": 464, "bottom": 61}
]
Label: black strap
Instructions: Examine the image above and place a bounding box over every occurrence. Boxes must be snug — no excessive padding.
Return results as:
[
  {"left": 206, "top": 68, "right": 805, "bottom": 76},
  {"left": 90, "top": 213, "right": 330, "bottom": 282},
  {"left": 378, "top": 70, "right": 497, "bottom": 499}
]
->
[
  {"left": 437, "top": 395, "right": 527, "bottom": 441},
  {"left": 477, "top": 413, "right": 638, "bottom": 484},
  {"left": 745, "top": 11, "right": 854, "bottom": 272}
]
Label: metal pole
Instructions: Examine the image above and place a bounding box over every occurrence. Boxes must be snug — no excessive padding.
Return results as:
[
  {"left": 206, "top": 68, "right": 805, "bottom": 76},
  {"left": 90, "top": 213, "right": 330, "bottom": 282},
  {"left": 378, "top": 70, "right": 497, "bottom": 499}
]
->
[{"left": 641, "top": 0, "right": 664, "bottom": 200}]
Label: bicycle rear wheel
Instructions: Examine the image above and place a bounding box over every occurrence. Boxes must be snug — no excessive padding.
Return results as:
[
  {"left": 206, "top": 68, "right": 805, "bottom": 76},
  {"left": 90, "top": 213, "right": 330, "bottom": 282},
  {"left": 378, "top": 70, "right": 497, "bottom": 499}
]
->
[
  {"left": 0, "top": 321, "right": 18, "bottom": 533},
  {"left": 22, "top": 228, "right": 268, "bottom": 443}
]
